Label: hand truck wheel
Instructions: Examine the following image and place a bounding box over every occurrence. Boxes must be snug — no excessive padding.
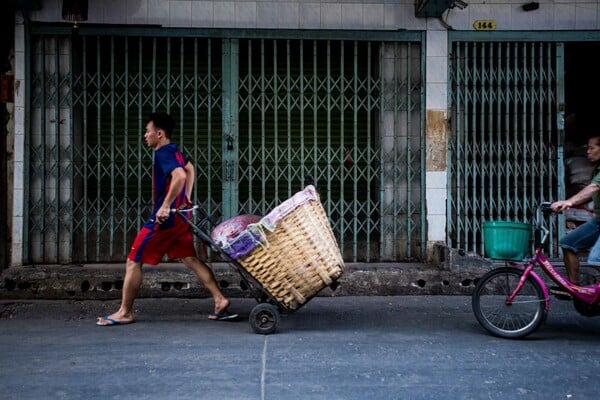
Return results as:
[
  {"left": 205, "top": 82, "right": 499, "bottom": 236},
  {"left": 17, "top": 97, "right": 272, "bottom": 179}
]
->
[{"left": 249, "top": 303, "right": 280, "bottom": 335}]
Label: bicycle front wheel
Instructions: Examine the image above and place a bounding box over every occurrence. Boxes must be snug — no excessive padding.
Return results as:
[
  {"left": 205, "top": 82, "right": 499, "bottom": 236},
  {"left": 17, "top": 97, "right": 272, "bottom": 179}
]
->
[{"left": 472, "top": 267, "right": 547, "bottom": 339}]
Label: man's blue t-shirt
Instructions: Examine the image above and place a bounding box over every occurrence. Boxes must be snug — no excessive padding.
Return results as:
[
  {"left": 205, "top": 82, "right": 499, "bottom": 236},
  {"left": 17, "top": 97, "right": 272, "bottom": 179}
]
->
[{"left": 144, "top": 143, "right": 189, "bottom": 229}]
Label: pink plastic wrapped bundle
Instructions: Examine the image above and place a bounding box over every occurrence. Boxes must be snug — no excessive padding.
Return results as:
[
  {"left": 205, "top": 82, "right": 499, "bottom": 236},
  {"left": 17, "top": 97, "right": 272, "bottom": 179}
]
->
[
  {"left": 211, "top": 214, "right": 262, "bottom": 246},
  {"left": 210, "top": 186, "right": 321, "bottom": 260},
  {"left": 211, "top": 214, "right": 263, "bottom": 259}
]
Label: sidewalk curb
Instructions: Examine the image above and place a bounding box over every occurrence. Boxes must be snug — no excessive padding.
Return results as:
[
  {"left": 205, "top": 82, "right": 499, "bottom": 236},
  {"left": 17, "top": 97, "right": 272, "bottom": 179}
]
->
[{"left": 0, "top": 261, "right": 490, "bottom": 300}]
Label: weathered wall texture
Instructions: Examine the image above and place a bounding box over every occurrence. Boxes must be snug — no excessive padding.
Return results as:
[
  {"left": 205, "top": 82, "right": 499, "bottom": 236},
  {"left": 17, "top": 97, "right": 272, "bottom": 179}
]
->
[{"left": 425, "top": 109, "right": 447, "bottom": 172}]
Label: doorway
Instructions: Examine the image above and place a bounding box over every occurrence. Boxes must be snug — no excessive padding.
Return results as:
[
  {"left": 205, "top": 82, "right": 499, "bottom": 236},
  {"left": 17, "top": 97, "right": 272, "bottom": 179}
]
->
[
  {"left": 564, "top": 42, "right": 600, "bottom": 147},
  {"left": 561, "top": 43, "right": 600, "bottom": 235}
]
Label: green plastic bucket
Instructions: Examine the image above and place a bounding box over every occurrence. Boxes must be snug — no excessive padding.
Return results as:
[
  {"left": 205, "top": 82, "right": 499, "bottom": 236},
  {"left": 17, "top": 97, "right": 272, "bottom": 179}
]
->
[{"left": 482, "top": 221, "right": 531, "bottom": 261}]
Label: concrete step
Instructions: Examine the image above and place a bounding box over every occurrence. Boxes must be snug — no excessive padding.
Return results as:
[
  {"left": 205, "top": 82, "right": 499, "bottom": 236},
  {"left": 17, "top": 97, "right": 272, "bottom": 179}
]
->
[
  {"left": 0, "top": 262, "right": 490, "bottom": 300},
  {"left": 6, "top": 246, "right": 591, "bottom": 300}
]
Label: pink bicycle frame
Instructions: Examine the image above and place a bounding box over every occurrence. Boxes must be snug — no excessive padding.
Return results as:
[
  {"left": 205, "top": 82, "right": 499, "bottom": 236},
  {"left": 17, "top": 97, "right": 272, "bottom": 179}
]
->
[
  {"left": 507, "top": 246, "right": 600, "bottom": 308},
  {"left": 506, "top": 250, "right": 550, "bottom": 311}
]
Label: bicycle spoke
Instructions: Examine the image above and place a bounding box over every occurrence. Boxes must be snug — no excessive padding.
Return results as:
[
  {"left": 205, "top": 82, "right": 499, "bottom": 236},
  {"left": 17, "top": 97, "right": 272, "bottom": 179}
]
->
[{"left": 508, "top": 299, "right": 545, "bottom": 305}]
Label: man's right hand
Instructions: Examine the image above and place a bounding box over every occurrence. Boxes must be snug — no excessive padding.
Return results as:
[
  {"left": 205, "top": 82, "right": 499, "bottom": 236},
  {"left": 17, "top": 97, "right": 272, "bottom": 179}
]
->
[
  {"left": 155, "top": 204, "right": 171, "bottom": 224},
  {"left": 551, "top": 200, "right": 573, "bottom": 213}
]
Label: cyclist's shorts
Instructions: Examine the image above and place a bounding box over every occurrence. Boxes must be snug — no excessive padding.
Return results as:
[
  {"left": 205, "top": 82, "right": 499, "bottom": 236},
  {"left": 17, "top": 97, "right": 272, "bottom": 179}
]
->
[
  {"left": 128, "top": 222, "right": 196, "bottom": 265},
  {"left": 559, "top": 218, "right": 600, "bottom": 254}
]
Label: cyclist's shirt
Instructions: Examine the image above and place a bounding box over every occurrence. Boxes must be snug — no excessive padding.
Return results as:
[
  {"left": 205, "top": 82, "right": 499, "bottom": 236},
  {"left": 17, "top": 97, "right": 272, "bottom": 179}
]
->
[
  {"left": 144, "top": 143, "right": 189, "bottom": 230},
  {"left": 592, "top": 164, "right": 600, "bottom": 220}
]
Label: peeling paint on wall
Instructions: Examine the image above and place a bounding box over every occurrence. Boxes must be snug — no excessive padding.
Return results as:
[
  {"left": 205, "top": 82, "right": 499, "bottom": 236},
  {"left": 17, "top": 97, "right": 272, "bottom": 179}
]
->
[{"left": 426, "top": 109, "right": 447, "bottom": 171}]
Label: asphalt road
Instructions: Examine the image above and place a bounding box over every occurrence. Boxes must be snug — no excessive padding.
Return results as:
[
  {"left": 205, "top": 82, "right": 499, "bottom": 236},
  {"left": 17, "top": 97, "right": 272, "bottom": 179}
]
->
[{"left": 1, "top": 296, "right": 600, "bottom": 400}]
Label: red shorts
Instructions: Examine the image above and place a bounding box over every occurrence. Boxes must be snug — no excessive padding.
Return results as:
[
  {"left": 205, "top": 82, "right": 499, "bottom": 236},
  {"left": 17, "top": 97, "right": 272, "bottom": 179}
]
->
[{"left": 128, "top": 222, "right": 196, "bottom": 265}]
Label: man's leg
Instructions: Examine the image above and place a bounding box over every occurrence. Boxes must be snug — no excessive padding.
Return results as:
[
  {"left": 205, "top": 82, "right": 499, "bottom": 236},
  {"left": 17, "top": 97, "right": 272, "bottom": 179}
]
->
[
  {"left": 586, "top": 233, "right": 600, "bottom": 271},
  {"left": 563, "top": 249, "right": 580, "bottom": 285},
  {"left": 96, "top": 258, "right": 142, "bottom": 325},
  {"left": 182, "top": 256, "right": 232, "bottom": 317},
  {"left": 558, "top": 219, "right": 600, "bottom": 286}
]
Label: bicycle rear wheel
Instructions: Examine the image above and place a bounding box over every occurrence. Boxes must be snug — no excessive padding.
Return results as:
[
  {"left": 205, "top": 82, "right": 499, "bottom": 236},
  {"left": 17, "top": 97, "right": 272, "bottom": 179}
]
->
[{"left": 472, "top": 267, "right": 546, "bottom": 339}]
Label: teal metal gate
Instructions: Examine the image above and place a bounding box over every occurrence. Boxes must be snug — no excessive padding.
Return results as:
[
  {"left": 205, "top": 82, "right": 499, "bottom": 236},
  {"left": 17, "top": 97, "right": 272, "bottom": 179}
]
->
[
  {"left": 26, "top": 28, "right": 425, "bottom": 264},
  {"left": 448, "top": 40, "right": 563, "bottom": 257}
]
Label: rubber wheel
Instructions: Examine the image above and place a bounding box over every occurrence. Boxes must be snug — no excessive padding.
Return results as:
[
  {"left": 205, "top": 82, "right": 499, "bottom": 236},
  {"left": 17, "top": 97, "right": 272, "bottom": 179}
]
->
[
  {"left": 249, "top": 303, "right": 280, "bottom": 335},
  {"left": 472, "top": 267, "right": 546, "bottom": 339}
]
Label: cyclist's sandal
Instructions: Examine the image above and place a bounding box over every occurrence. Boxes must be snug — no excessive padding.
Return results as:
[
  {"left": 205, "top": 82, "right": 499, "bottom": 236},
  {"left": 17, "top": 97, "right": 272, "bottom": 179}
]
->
[{"left": 549, "top": 286, "right": 572, "bottom": 300}]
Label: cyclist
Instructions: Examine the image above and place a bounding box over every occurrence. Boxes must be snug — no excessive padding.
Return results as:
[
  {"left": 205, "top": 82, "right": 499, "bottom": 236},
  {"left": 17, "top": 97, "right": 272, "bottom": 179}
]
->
[{"left": 551, "top": 135, "right": 600, "bottom": 298}]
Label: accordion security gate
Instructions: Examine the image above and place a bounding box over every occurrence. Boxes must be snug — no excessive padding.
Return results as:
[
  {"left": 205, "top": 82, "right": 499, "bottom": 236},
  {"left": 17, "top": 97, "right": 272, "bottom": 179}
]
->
[
  {"left": 447, "top": 40, "right": 563, "bottom": 257},
  {"left": 25, "top": 28, "right": 425, "bottom": 264}
]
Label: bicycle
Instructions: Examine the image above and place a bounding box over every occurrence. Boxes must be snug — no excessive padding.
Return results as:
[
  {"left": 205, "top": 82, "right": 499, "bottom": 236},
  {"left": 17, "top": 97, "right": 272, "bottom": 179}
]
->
[{"left": 471, "top": 202, "right": 600, "bottom": 339}]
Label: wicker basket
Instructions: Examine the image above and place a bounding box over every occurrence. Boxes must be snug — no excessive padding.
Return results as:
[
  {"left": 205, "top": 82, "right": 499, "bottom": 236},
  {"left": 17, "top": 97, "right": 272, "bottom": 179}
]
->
[{"left": 237, "top": 196, "right": 344, "bottom": 311}]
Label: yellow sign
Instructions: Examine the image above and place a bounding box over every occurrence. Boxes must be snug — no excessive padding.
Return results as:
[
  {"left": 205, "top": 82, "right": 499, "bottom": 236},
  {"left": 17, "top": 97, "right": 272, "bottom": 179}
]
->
[{"left": 473, "top": 20, "right": 497, "bottom": 31}]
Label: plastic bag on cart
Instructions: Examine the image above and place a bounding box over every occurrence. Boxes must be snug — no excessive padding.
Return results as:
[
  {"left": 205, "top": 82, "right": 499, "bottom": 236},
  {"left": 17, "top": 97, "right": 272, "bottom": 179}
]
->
[
  {"left": 260, "top": 185, "right": 319, "bottom": 232},
  {"left": 210, "top": 185, "right": 321, "bottom": 260},
  {"left": 211, "top": 214, "right": 263, "bottom": 259},
  {"left": 222, "top": 226, "right": 267, "bottom": 259},
  {"left": 211, "top": 214, "right": 262, "bottom": 245}
]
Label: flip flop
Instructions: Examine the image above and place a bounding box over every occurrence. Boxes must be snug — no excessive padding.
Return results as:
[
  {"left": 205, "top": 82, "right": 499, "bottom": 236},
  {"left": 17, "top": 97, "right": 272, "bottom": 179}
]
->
[
  {"left": 96, "top": 316, "right": 135, "bottom": 326},
  {"left": 208, "top": 311, "right": 239, "bottom": 321}
]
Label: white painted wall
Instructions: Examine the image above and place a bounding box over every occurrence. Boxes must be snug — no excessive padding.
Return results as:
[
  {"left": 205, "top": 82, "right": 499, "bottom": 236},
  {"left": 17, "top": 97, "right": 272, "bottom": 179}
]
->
[
  {"left": 10, "top": 16, "right": 25, "bottom": 267},
  {"left": 28, "top": 1, "right": 598, "bottom": 31},
  {"left": 31, "top": 0, "right": 427, "bottom": 30}
]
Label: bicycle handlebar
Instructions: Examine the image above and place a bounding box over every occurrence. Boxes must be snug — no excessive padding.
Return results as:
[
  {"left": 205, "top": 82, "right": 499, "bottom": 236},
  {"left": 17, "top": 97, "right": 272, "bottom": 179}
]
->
[
  {"left": 535, "top": 201, "right": 555, "bottom": 246},
  {"left": 538, "top": 201, "right": 553, "bottom": 214}
]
